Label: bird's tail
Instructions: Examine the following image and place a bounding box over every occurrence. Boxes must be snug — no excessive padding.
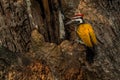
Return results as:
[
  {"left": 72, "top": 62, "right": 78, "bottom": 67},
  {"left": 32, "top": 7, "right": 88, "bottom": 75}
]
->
[{"left": 85, "top": 46, "right": 96, "bottom": 64}]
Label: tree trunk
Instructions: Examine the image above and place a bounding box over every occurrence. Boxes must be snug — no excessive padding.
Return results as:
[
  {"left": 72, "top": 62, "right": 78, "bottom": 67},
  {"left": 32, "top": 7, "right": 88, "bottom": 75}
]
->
[
  {"left": 77, "top": 0, "right": 120, "bottom": 79},
  {"left": 0, "top": 0, "right": 120, "bottom": 80},
  {"left": 0, "top": 0, "right": 32, "bottom": 53}
]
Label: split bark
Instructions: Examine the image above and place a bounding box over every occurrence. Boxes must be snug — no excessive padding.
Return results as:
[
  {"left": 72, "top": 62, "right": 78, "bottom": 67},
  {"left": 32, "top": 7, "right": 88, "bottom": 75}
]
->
[{"left": 0, "top": 0, "right": 120, "bottom": 80}]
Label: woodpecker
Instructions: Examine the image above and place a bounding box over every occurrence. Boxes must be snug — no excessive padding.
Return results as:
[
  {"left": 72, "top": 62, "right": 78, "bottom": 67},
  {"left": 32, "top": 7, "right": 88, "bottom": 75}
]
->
[
  {"left": 66, "top": 14, "right": 97, "bottom": 47},
  {"left": 66, "top": 13, "right": 98, "bottom": 63}
]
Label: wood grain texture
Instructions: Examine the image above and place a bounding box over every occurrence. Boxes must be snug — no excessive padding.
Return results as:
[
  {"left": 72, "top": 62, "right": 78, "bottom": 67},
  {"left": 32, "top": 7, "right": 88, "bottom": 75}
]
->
[{"left": 0, "top": 0, "right": 120, "bottom": 80}]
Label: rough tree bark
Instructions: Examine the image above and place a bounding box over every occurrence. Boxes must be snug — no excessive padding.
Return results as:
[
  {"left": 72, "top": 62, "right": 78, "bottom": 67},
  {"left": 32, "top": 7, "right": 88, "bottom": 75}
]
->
[
  {"left": 77, "top": 0, "right": 120, "bottom": 79},
  {"left": 0, "top": 0, "right": 120, "bottom": 80},
  {"left": 0, "top": 0, "right": 32, "bottom": 53}
]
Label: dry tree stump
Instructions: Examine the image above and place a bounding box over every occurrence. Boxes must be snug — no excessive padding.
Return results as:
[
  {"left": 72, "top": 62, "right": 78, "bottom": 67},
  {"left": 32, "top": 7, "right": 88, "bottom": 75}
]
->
[{"left": 0, "top": 0, "right": 120, "bottom": 80}]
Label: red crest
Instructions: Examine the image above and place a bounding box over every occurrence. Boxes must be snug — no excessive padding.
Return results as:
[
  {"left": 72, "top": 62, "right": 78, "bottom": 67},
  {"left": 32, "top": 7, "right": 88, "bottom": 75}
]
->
[{"left": 72, "top": 14, "right": 84, "bottom": 19}]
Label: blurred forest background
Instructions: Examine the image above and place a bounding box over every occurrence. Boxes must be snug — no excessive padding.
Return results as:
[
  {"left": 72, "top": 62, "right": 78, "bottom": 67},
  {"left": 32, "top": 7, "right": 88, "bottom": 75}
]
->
[{"left": 0, "top": 0, "right": 120, "bottom": 80}]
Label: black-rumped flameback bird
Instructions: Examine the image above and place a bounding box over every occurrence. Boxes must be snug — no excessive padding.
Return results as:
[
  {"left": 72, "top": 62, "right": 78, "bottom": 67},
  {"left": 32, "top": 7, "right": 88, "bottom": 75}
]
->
[{"left": 66, "top": 13, "right": 98, "bottom": 63}]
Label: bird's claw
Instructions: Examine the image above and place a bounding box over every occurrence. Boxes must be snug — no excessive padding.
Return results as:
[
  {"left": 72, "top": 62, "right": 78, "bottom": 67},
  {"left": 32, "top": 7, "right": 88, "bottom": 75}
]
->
[{"left": 75, "top": 39, "right": 84, "bottom": 44}]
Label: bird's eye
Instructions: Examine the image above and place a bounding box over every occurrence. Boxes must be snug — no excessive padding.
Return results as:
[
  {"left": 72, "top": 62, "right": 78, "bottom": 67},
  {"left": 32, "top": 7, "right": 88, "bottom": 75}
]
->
[
  {"left": 74, "top": 21, "right": 80, "bottom": 24},
  {"left": 74, "top": 18, "right": 83, "bottom": 24}
]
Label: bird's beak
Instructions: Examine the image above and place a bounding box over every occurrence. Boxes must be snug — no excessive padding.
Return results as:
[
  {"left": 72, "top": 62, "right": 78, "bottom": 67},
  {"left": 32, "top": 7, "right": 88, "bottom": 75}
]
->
[{"left": 65, "top": 19, "right": 75, "bottom": 25}]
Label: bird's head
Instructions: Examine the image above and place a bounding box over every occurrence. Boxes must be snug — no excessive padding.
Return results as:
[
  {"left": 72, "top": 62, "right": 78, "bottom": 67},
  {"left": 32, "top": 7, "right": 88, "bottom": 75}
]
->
[{"left": 66, "top": 13, "right": 84, "bottom": 25}]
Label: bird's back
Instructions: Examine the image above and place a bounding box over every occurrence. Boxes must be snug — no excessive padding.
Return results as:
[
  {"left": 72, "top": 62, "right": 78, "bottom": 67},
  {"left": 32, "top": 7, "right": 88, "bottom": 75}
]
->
[{"left": 77, "top": 23, "right": 97, "bottom": 47}]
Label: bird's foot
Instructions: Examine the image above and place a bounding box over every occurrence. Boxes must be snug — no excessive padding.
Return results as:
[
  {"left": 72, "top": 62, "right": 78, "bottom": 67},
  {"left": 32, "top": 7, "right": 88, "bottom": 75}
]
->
[{"left": 75, "top": 39, "right": 84, "bottom": 45}]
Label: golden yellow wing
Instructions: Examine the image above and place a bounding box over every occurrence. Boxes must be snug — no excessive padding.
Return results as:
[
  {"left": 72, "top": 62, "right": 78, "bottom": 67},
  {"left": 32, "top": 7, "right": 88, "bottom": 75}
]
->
[
  {"left": 77, "top": 23, "right": 97, "bottom": 47},
  {"left": 87, "top": 24, "right": 98, "bottom": 46}
]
